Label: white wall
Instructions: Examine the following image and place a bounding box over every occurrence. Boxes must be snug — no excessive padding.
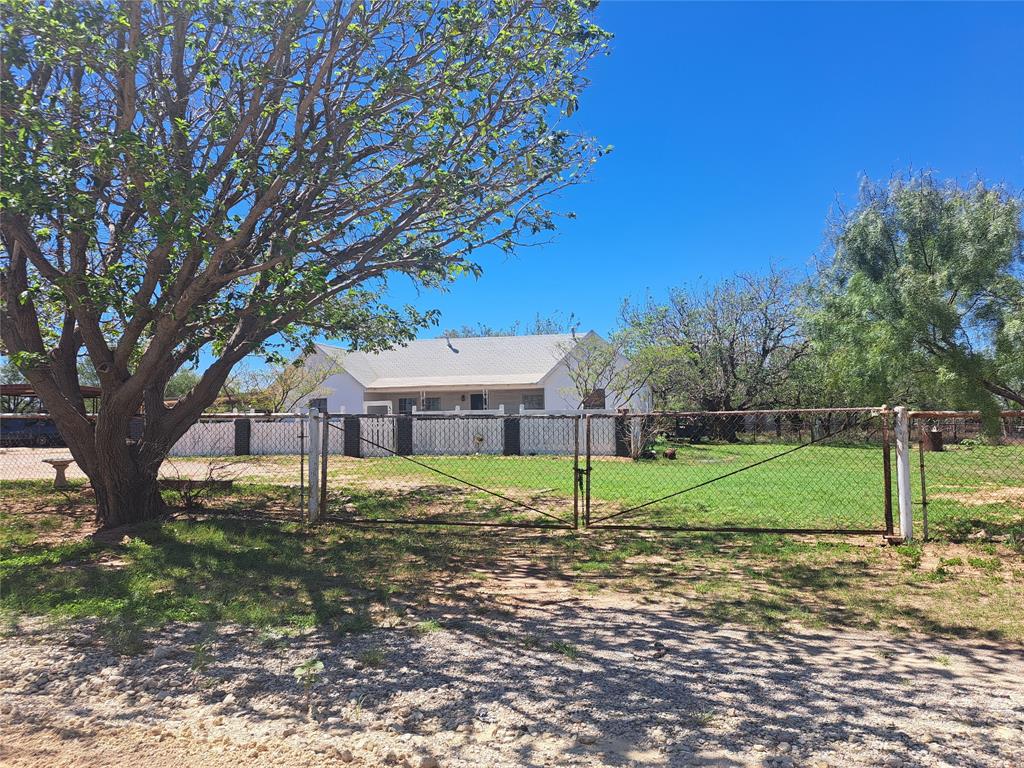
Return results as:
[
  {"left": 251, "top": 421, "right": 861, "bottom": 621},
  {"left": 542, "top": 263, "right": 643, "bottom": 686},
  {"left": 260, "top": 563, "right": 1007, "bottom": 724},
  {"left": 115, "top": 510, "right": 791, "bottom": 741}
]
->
[
  {"left": 539, "top": 357, "right": 652, "bottom": 412},
  {"left": 319, "top": 368, "right": 366, "bottom": 414}
]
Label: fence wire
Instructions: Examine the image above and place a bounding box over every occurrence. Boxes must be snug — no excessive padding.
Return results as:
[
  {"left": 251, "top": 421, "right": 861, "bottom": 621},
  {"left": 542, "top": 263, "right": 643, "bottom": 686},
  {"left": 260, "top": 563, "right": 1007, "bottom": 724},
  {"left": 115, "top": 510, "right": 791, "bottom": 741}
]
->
[
  {"left": 320, "top": 414, "right": 580, "bottom": 528},
  {"left": 3, "top": 408, "right": 1021, "bottom": 539},
  {"left": 584, "top": 409, "right": 889, "bottom": 532},
  {"left": 1, "top": 413, "right": 306, "bottom": 514},
  {"left": 910, "top": 411, "right": 1024, "bottom": 541}
]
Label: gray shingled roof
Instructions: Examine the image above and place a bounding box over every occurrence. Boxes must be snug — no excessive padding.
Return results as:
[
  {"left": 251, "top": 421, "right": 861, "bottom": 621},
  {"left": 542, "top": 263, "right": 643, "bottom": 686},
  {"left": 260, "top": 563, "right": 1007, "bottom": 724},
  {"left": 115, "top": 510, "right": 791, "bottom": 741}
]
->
[{"left": 316, "top": 333, "right": 592, "bottom": 389}]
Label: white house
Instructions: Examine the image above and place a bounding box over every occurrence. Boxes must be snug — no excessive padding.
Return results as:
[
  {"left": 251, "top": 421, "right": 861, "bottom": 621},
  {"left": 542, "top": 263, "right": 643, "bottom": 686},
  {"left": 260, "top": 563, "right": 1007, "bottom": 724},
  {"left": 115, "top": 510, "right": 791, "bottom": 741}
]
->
[{"left": 303, "top": 332, "right": 651, "bottom": 415}]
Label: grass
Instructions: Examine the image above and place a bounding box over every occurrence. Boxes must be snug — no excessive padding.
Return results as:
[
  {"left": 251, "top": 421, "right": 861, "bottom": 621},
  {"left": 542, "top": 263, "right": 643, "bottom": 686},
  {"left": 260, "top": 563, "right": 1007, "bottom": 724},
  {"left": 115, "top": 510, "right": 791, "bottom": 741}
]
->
[
  {"left": 357, "top": 647, "right": 386, "bottom": 668},
  {"left": 1, "top": 470, "right": 1022, "bottom": 647},
  {"left": 314, "top": 439, "right": 1023, "bottom": 535}
]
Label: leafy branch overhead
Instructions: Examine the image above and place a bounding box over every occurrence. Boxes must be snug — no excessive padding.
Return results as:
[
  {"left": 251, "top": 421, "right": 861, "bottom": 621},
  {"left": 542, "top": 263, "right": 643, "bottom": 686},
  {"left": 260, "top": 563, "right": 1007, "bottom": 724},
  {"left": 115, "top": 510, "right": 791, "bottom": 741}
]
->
[{"left": 0, "top": 0, "right": 609, "bottom": 526}]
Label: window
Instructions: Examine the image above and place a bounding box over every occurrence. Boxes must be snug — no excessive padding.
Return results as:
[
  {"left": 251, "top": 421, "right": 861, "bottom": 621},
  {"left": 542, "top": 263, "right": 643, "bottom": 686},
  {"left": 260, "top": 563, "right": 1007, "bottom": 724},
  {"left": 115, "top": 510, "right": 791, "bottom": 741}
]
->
[
  {"left": 583, "top": 388, "right": 606, "bottom": 409},
  {"left": 397, "top": 397, "right": 417, "bottom": 415},
  {"left": 522, "top": 393, "right": 544, "bottom": 410},
  {"left": 423, "top": 397, "right": 441, "bottom": 411}
]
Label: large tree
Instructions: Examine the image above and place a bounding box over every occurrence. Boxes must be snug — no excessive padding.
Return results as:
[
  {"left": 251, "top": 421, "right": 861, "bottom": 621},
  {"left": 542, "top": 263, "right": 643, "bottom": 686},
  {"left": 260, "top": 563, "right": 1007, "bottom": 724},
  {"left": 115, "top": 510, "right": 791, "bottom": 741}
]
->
[
  {"left": 619, "top": 268, "right": 808, "bottom": 412},
  {"left": 0, "top": 0, "right": 609, "bottom": 526},
  {"left": 809, "top": 174, "right": 1024, "bottom": 414}
]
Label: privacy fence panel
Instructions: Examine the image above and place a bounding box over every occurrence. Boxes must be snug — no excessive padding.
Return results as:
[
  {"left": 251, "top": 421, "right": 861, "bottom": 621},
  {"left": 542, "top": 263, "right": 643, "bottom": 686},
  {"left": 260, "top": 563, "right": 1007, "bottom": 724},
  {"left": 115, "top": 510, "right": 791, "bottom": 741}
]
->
[
  {"left": 360, "top": 417, "right": 396, "bottom": 457},
  {"left": 169, "top": 419, "right": 234, "bottom": 457},
  {"left": 910, "top": 411, "right": 1024, "bottom": 541},
  {"left": 585, "top": 408, "right": 891, "bottom": 533},
  {"left": 413, "top": 415, "right": 503, "bottom": 455},
  {"left": 250, "top": 418, "right": 302, "bottom": 455}
]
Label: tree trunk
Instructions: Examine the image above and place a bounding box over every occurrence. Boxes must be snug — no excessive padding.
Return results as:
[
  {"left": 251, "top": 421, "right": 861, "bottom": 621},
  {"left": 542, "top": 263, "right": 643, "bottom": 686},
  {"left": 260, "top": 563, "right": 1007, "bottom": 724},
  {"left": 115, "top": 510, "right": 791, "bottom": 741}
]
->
[
  {"left": 50, "top": 403, "right": 170, "bottom": 529},
  {"left": 91, "top": 456, "right": 166, "bottom": 528}
]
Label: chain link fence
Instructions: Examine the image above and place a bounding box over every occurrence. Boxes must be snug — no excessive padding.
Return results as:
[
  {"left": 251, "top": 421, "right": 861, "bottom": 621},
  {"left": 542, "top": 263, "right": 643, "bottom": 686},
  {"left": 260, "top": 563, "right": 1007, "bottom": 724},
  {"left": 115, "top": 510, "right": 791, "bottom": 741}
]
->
[
  {"left": 584, "top": 408, "right": 890, "bottom": 532},
  {"left": 1, "top": 413, "right": 306, "bottom": 514},
  {"left": 910, "top": 411, "right": 1024, "bottom": 542},
  {"left": 319, "top": 414, "right": 582, "bottom": 528},
  {"left": 3, "top": 408, "right": 1021, "bottom": 539}
]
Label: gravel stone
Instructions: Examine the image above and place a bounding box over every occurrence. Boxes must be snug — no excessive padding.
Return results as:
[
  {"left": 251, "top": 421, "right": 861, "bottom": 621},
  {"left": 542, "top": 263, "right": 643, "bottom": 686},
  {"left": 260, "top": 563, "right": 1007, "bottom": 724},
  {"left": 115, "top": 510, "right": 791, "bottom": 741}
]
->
[{"left": 1, "top": 596, "right": 1022, "bottom": 768}]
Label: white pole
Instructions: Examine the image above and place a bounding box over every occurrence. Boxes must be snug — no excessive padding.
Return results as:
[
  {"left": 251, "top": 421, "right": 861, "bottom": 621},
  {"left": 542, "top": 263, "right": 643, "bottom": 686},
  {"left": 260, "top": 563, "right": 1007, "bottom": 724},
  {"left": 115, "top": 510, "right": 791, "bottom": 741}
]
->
[
  {"left": 307, "top": 407, "right": 320, "bottom": 523},
  {"left": 895, "top": 406, "right": 913, "bottom": 542}
]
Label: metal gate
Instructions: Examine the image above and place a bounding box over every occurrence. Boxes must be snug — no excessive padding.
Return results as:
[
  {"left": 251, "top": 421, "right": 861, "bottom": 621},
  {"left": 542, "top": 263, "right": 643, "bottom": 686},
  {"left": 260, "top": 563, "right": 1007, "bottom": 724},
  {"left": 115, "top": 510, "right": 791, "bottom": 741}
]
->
[
  {"left": 302, "top": 408, "right": 895, "bottom": 536},
  {"left": 315, "top": 413, "right": 581, "bottom": 529},
  {"left": 582, "top": 409, "right": 892, "bottom": 535}
]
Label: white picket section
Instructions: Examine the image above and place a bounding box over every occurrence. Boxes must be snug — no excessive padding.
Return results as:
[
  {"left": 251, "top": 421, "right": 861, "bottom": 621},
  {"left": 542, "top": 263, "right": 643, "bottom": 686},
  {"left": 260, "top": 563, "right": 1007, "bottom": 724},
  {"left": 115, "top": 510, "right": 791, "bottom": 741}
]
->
[
  {"left": 588, "top": 417, "right": 617, "bottom": 456},
  {"left": 520, "top": 418, "right": 572, "bottom": 455},
  {"left": 164, "top": 413, "right": 617, "bottom": 459},
  {"left": 360, "top": 417, "right": 396, "bottom": 457},
  {"left": 412, "top": 417, "right": 503, "bottom": 455},
  {"left": 327, "top": 417, "right": 346, "bottom": 454},
  {"left": 250, "top": 419, "right": 302, "bottom": 455},
  {"left": 169, "top": 420, "right": 234, "bottom": 456}
]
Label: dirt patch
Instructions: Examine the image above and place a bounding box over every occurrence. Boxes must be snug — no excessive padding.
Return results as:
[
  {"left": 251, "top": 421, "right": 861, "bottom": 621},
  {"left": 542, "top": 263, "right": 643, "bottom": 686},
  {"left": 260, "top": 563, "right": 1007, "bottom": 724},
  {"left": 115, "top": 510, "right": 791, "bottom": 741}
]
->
[
  {"left": 2, "top": 588, "right": 1023, "bottom": 768},
  {"left": 932, "top": 486, "right": 1024, "bottom": 508}
]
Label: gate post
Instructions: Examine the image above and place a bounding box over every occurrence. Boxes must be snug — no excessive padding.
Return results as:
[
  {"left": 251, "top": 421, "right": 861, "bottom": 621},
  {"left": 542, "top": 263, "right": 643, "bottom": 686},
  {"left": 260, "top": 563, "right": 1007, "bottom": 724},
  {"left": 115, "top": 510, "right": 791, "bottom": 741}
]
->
[
  {"left": 572, "top": 416, "right": 580, "bottom": 530},
  {"left": 319, "top": 411, "right": 329, "bottom": 516},
  {"left": 894, "top": 406, "right": 913, "bottom": 542},
  {"left": 584, "top": 415, "right": 592, "bottom": 526},
  {"left": 307, "top": 408, "right": 320, "bottom": 523},
  {"left": 880, "top": 405, "right": 894, "bottom": 537}
]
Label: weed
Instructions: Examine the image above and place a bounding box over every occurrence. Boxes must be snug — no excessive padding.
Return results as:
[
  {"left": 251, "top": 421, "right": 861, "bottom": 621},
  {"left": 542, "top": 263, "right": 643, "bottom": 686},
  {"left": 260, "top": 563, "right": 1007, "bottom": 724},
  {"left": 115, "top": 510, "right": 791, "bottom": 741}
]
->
[
  {"left": 293, "top": 657, "right": 325, "bottom": 720},
  {"left": 688, "top": 709, "right": 717, "bottom": 726},
  {"left": 895, "top": 544, "right": 922, "bottom": 570},
  {"left": 98, "top": 614, "right": 147, "bottom": 656},
  {"left": 549, "top": 640, "right": 581, "bottom": 660},
  {"left": 414, "top": 619, "right": 442, "bottom": 635},
  {"left": 190, "top": 635, "right": 215, "bottom": 679},
  {"left": 357, "top": 648, "right": 386, "bottom": 668},
  {"left": 967, "top": 557, "right": 1002, "bottom": 573}
]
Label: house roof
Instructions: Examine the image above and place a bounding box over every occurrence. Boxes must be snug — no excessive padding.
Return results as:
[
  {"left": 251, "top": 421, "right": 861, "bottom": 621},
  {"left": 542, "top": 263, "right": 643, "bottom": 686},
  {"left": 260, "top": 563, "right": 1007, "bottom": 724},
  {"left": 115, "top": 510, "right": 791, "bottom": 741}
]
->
[{"left": 317, "top": 332, "right": 594, "bottom": 390}]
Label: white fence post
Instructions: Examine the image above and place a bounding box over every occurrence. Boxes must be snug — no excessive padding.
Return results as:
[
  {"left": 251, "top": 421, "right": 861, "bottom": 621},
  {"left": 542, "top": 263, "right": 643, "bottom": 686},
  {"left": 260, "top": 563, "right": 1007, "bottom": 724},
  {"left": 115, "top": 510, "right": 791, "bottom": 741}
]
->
[
  {"left": 307, "top": 408, "right": 320, "bottom": 523},
  {"left": 895, "top": 405, "right": 913, "bottom": 542}
]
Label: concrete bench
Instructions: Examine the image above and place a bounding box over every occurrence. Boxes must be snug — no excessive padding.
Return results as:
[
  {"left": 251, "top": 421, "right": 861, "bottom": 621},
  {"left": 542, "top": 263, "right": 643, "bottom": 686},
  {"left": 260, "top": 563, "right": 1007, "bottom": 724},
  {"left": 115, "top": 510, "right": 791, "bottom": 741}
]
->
[{"left": 41, "top": 458, "right": 74, "bottom": 489}]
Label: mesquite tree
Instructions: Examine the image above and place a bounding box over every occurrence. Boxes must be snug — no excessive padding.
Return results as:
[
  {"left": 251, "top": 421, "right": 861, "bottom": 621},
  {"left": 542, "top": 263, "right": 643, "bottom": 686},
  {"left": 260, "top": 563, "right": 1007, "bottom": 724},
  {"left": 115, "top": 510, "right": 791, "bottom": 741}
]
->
[
  {"left": 1, "top": 0, "right": 609, "bottom": 527},
  {"left": 809, "top": 174, "right": 1024, "bottom": 414}
]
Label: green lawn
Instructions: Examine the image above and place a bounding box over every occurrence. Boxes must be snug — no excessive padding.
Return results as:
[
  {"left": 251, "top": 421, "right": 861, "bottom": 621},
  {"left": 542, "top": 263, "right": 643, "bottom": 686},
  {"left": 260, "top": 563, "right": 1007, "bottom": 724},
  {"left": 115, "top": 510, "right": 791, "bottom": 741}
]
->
[
  {"left": 1, "top": 484, "right": 1022, "bottom": 645},
  {"left": 7, "top": 438, "right": 1017, "bottom": 537},
  {"left": 319, "top": 440, "right": 1023, "bottom": 534}
]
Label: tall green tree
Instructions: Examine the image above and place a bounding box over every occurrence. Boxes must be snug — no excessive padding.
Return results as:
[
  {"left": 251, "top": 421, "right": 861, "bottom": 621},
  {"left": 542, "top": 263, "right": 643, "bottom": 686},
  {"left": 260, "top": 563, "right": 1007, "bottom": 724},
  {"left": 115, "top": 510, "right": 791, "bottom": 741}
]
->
[
  {"left": 809, "top": 174, "right": 1024, "bottom": 414},
  {"left": 1, "top": 0, "right": 609, "bottom": 526}
]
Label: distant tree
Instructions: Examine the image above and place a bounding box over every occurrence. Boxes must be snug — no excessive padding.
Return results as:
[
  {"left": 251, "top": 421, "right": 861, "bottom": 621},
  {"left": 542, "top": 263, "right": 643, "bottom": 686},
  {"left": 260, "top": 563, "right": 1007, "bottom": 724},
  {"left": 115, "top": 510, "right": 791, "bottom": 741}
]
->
[
  {"left": 558, "top": 333, "right": 655, "bottom": 412},
  {"left": 809, "top": 174, "right": 1024, "bottom": 415},
  {"left": 620, "top": 268, "right": 809, "bottom": 414},
  {"left": 164, "top": 370, "right": 201, "bottom": 401},
  {"left": 1, "top": 0, "right": 608, "bottom": 526},
  {"left": 1, "top": 359, "right": 26, "bottom": 385},
  {"left": 226, "top": 358, "right": 345, "bottom": 413},
  {"left": 443, "top": 311, "right": 580, "bottom": 338}
]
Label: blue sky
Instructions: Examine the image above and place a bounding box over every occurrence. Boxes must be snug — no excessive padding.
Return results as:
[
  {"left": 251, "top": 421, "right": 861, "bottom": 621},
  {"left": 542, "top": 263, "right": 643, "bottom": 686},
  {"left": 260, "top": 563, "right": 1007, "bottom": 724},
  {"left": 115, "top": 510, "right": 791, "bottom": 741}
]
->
[{"left": 386, "top": 0, "right": 1024, "bottom": 338}]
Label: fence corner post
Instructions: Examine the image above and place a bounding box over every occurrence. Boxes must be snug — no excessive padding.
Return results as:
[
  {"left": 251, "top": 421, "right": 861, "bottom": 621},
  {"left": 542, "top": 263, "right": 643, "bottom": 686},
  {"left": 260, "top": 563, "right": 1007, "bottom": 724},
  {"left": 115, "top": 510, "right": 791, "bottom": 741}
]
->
[
  {"left": 307, "top": 407, "right": 320, "bottom": 523},
  {"left": 894, "top": 405, "right": 913, "bottom": 542}
]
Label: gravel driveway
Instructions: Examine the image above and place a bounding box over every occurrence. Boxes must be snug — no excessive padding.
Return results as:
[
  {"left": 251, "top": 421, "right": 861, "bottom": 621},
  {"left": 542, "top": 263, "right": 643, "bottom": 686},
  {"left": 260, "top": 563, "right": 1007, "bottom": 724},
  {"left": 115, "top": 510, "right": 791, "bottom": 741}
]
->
[{"left": 2, "top": 573, "right": 1022, "bottom": 768}]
